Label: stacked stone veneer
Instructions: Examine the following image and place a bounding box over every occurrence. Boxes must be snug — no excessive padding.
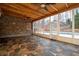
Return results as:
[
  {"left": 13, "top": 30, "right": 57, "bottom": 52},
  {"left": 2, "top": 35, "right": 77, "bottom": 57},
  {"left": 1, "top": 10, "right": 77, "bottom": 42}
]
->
[{"left": 0, "top": 15, "right": 32, "bottom": 37}]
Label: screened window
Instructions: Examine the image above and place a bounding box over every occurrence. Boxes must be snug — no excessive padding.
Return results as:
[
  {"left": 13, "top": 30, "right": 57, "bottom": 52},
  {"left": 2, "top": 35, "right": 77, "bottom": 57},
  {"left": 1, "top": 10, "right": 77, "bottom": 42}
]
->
[
  {"left": 74, "top": 8, "right": 79, "bottom": 39},
  {"left": 59, "top": 10, "right": 72, "bottom": 38},
  {"left": 42, "top": 17, "right": 50, "bottom": 35},
  {"left": 50, "top": 15, "right": 57, "bottom": 35},
  {"left": 33, "top": 7, "right": 79, "bottom": 40}
]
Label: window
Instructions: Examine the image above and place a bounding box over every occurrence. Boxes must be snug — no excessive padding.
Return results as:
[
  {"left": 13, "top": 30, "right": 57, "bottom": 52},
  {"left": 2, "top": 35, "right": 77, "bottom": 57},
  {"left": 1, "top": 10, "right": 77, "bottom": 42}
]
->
[
  {"left": 50, "top": 15, "right": 58, "bottom": 35},
  {"left": 74, "top": 8, "right": 79, "bottom": 39},
  {"left": 38, "top": 19, "right": 44, "bottom": 34},
  {"left": 33, "top": 21, "right": 39, "bottom": 33},
  {"left": 42, "top": 17, "right": 50, "bottom": 35},
  {"left": 33, "top": 7, "right": 79, "bottom": 40},
  {"left": 59, "top": 10, "right": 72, "bottom": 38}
]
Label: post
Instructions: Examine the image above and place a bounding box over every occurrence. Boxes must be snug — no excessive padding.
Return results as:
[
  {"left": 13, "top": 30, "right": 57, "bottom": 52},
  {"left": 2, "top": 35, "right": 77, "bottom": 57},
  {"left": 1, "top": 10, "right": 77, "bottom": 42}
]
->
[
  {"left": 72, "top": 9, "right": 75, "bottom": 39},
  {"left": 49, "top": 16, "right": 52, "bottom": 38},
  {"left": 57, "top": 14, "right": 60, "bottom": 39}
]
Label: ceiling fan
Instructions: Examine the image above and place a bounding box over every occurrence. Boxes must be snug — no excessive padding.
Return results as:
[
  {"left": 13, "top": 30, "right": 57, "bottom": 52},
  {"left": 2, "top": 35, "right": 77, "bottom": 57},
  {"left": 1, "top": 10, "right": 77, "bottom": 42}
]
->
[{"left": 40, "top": 3, "right": 56, "bottom": 11}]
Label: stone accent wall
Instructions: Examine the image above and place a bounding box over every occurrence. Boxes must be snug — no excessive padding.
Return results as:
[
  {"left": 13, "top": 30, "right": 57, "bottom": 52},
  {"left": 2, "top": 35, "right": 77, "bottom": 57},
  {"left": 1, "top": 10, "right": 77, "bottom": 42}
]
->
[{"left": 0, "top": 15, "right": 32, "bottom": 37}]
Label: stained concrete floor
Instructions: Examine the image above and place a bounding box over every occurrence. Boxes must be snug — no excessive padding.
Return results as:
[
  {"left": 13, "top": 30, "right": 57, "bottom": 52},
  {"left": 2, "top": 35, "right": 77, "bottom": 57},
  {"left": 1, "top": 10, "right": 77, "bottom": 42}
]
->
[
  {"left": 0, "top": 35, "right": 79, "bottom": 56},
  {"left": 34, "top": 36, "right": 79, "bottom": 56}
]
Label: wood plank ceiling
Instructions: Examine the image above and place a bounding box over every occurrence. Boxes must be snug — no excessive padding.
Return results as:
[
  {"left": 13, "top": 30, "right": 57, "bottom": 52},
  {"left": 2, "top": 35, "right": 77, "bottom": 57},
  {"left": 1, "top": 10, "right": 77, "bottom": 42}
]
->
[{"left": 0, "top": 3, "right": 79, "bottom": 22}]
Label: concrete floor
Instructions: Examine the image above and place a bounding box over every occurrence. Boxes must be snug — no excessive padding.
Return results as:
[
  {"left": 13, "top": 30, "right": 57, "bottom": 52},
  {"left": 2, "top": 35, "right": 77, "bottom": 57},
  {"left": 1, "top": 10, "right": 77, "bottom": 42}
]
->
[
  {"left": 0, "top": 35, "right": 79, "bottom": 56},
  {"left": 34, "top": 36, "right": 79, "bottom": 56}
]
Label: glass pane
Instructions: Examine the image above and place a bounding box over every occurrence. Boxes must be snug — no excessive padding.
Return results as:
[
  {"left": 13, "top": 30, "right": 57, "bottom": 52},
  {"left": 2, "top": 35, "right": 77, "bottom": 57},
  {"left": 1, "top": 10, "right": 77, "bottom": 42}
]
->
[
  {"left": 33, "top": 22, "right": 35, "bottom": 32},
  {"left": 38, "top": 19, "right": 43, "bottom": 34},
  {"left": 59, "top": 10, "right": 72, "bottom": 38},
  {"left": 34, "top": 21, "right": 39, "bottom": 33},
  {"left": 51, "top": 15, "right": 57, "bottom": 35},
  {"left": 74, "top": 8, "right": 79, "bottom": 39},
  {"left": 42, "top": 17, "right": 50, "bottom": 35}
]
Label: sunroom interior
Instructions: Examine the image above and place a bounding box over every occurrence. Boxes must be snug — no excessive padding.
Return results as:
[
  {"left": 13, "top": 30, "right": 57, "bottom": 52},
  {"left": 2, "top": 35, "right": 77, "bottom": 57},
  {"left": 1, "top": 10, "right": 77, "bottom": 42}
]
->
[{"left": 0, "top": 3, "right": 79, "bottom": 56}]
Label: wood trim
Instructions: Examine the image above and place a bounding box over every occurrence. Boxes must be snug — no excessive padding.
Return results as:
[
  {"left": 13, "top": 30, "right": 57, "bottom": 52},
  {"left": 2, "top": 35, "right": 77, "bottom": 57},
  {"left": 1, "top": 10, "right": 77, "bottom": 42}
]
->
[
  {"left": 19, "top": 4, "right": 47, "bottom": 15},
  {"left": 33, "top": 4, "right": 79, "bottom": 22},
  {"left": 65, "top": 3, "right": 69, "bottom": 8},
  {"left": 50, "top": 5, "right": 58, "bottom": 12},
  {"left": 57, "top": 14, "right": 60, "bottom": 39},
  {"left": 72, "top": 9, "right": 75, "bottom": 39},
  {"left": 0, "top": 3, "right": 79, "bottom": 22},
  {"left": 0, "top": 34, "right": 31, "bottom": 38},
  {"left": 4, "top": 4, "right": 42, "bottom": 17},
  {"left": 33, "top": 33, "right": 79, "bottom": 45},
  {"left": 0, "top": 4, "right": 39, "bottom": 19},
  {"left": 3, "top": 10, "right": 27, "bottom": 19}
]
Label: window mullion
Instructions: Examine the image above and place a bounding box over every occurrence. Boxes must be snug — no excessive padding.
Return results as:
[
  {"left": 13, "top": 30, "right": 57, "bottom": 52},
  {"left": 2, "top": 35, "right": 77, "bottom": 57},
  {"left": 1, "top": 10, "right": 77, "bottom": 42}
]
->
[
  {"left": 49, "top": 16, "right": 52, "bottom": 38},
  {"left": 72, "top": 9, "right": 75, "bottom": 39},
  {"left": 57, "top": 14, "right": 60, "bottom": 37}
]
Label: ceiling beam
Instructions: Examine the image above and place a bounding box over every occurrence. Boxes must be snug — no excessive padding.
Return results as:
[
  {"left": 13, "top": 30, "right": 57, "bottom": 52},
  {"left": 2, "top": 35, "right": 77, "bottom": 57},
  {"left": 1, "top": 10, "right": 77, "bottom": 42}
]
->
[
  {"left": 3, "top": 10, "right": 26, "bottom": 19},
  {"left": 19, "top": 4, "right": 47, "bottom": 15},
  {"left": 32, "top": 4, "right": 52, "bottom": 14},
  {"left": 33, "top": 4, "right": 79, "bottom": 22},
  {"left": 0, "top": 4, "right": 38, "bottom": 19},
  {"left": 12, "top": 4, "right": 43, "bottom": 16},
  {"left": 50, "top": 5, "right": 58, "bottom": 12},
  {"left": 2, "top": 10, "right": 33, "bottom": 22},
  {"left": 65, "top": 3, "right": 69, "bottom": 8},
  {"left": 19, "top": 4, "right": 51, "bottom": 20},
  {"left": 3, "top": 4, "right": 41, "bottom": 17},
  {"left": 43, "top": 5, "right": 55, "bottom": 14}
]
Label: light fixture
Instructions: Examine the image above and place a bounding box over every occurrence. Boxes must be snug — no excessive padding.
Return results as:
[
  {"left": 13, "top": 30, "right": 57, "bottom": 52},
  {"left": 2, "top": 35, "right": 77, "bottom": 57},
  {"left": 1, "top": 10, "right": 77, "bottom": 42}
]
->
[
  {"left": 12, "top": 22, "right": 16, "bottom": 25},
  {"left": 41, "top": 4, "right": 46, "bottom": 8},
  {"left": 40, "top": 3, "right": 56, "bottom": 8},
  {"left": 40, "top": 3, "right": 56, "bottom": 11}
]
